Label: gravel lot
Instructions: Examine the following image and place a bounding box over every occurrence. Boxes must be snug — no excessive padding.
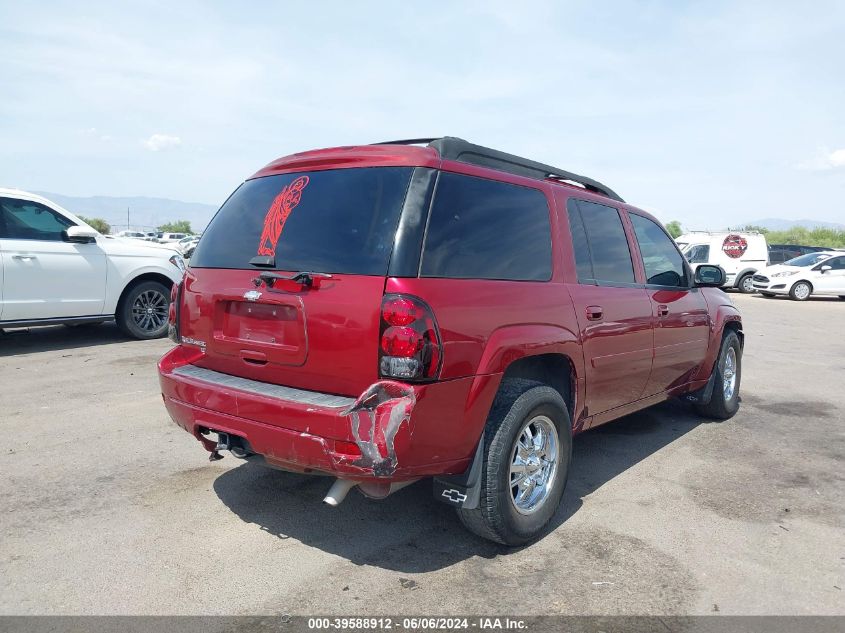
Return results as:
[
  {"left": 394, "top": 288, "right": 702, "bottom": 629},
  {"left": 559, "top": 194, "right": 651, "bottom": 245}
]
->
[{"left": 1, "top": 293, "right": 843, "bottom": 616}]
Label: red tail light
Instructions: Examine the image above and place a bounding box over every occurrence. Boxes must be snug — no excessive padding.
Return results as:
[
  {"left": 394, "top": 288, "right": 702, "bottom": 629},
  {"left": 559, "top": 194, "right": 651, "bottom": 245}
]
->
[
  {"left": 379, "top": 294, "right": 442, "bottom": 381},
  {"left": 167, "top": 279, "right": 183, "bottom": 344}
]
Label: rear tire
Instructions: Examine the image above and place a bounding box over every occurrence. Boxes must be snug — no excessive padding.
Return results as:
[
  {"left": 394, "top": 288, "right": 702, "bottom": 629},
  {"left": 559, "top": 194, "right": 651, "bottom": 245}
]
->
[
  {"left": 789, "top": 281, "right": 812, "bottom": 301},
  {"left": 116, "top": 281, "right": 171, "bottom": 339},
  {"left": 737, "top": 274, "right": 755, "bottom": 293},
  {"left": 695, "top": 331, "right": 742, "bottom": 420},
  {"left": 457, "top": 379, "right": 571, "bottom": 546}
]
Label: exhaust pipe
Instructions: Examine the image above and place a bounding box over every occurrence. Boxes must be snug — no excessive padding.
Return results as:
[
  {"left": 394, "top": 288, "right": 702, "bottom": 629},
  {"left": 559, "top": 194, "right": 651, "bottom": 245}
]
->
[
  {"left": 358, "top": 479, "right": 419, "bottom": 499},
  {"left": 323, "top": 479, "right": 359, "bottom": 506},
  {"left": 322, "top": 478, "right": 420, "bottom": 506}
]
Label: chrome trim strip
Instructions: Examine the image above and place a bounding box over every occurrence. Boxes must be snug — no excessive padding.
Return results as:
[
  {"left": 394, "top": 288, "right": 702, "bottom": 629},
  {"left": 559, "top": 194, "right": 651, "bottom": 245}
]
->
[{"left": 172, "top": 365, "right": 355, "bottom": 409}]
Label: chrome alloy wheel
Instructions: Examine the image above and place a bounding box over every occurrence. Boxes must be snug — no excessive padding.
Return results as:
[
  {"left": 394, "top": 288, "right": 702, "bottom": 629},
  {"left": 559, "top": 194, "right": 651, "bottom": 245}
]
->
[
  {"left": 131, "top": 289, "right": 168, "bottom": 333},
  {"left": 723, "top": 346, "right": 737, "bottom": 401},
  {"left": 509, "top": 415, "right": 559, "bottom": 515}
]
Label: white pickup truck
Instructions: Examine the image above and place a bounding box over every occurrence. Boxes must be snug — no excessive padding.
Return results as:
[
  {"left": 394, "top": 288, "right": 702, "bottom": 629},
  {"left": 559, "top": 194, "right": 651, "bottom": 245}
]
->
[{"left": 0, "top": 189, "right": 185, "bottom": 339}]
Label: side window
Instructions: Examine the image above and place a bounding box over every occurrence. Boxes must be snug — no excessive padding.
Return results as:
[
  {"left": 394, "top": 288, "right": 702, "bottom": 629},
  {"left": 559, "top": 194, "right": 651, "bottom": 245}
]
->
[
  {"left": 566, "top": 199, "right": 636, "bottom": 284},
  {"left": 0, "top": 198, "right": 73, "bottom": 241},
  {"left": 686, "top": 244, "right": 710, "bottom": 263},
  {"left": 421, "top": 172, "right": 552, "bottom": 281},
  {"left": 824, "top": 256, "right": 845, "bottom": 270},
  {"left": 629, "top": 213, "right": 688, "bottom": 287}
]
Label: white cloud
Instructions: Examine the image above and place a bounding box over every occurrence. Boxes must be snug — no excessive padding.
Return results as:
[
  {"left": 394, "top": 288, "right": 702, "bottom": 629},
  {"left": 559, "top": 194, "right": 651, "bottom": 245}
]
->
[
  {"left": 797, "top": 147, "right": 845, "bottom": 170},
  {"left": 829, "top": 149, "right": 845, "bottom": 167},
  {"left": 142, "top": 133, "right": 181, "bottom": 152}
]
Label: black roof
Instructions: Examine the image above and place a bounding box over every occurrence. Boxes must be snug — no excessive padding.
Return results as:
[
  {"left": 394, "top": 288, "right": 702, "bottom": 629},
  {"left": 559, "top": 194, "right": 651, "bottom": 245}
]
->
[{"left": 374, "top": 136, "right": 624, "bottom": 202}]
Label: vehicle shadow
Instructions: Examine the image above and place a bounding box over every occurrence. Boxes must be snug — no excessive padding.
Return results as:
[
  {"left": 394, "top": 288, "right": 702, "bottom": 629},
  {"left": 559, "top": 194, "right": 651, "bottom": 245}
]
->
[
  {"left": 0, "top": 322, "right": 136, "bottom": 356},
  {"left": 213, "top": 399, "right": 703, "bottom": 572},
  {"left": 748, "top": 294, "right": 843, "bottom": 302}
]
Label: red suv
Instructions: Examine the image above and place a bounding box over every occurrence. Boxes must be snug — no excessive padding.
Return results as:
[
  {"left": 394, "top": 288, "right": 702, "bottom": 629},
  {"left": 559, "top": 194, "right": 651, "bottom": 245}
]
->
[{"left": 159, "top": 137, "right": 743, "bottom": 545}]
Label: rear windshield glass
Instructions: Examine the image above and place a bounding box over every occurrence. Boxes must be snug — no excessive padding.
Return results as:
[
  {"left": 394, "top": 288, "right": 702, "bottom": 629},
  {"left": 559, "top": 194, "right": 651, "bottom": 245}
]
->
[{"left": 191, "top": 167, "right": 413, "bottom": 274}]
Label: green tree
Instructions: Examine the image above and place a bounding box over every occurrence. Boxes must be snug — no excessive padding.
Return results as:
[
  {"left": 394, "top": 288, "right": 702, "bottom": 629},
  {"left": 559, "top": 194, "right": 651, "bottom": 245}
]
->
[
  {"left": 665, "top": 220, "right": 683, "bottom": 239},
  {"left": 78, "top": 215, "right": 110, "bottom": 234},
  {"left": 157, "top": 220, "right": 193, "bottom": 234}
]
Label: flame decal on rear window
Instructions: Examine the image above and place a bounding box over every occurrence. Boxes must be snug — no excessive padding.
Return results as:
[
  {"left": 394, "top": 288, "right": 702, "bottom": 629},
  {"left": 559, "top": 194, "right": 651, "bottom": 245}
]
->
[{"left": 257, "top": 175, "right": 310, "bottom": 256}]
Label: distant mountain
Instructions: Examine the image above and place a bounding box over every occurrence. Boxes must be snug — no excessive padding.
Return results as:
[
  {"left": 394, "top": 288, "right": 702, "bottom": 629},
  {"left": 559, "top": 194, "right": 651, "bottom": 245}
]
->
[
  {"left": 35, "top": 192, "right": 218, "bottom": 233},
  {"left": 741, "top": 218, "right": 845, "bottom": 231}
]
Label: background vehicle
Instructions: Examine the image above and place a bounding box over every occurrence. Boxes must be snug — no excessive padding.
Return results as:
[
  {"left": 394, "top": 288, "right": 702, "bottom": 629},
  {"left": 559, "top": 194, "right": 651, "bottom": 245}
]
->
[
  {"left": 753, "top": 251, "right": 845, "bottom": 300},
  {"left": 678, "top": 231, "right": 768, "bottom": 293},
  {"left": 767, "top": 244, "right": 828, "bottom": 264},
  {"left": 176, "top": 235, "right": 200, "bottom": 258},
  {"left": 116, "top": 230, "right": 148, "bottom": 240},
  {"left": 159, "top": 137, "right": 743, "bottom": 545},
  {"left": 0, "top": 189, "right": 186, "bottom": 338},
  {"left": 158, "top": 232, "right": 189, "bottom": 244}
]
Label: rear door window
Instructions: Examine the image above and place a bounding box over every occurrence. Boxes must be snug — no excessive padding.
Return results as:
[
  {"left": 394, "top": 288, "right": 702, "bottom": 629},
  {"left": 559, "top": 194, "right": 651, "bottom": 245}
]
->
[
  {"left": 566, "top": 199, "right": 636, "bottom": 284},
  {"left": 420, "top": 172, "right": 552, "bottom": 281},
  {"left": 190, "top": 167, "right": 413, "bottom": 274}
]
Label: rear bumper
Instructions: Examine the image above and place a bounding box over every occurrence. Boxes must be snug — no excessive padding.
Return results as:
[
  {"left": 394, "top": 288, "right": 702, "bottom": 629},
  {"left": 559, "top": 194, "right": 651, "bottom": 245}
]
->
[{"left": 158, "top": 346, "right": 488, "bottom": 481}]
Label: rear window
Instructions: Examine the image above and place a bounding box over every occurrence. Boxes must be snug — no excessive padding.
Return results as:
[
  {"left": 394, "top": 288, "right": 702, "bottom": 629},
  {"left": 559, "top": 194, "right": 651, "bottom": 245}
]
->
[
  {"left": 420, "top": 172, "right": 552, "bottom": 281},
  {"left": 191, "top": 167, "right": 413, "bottom": 274}
]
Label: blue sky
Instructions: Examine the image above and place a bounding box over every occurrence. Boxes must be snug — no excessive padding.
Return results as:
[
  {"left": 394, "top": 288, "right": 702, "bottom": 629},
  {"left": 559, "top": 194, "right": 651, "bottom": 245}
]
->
[{"left": 1, "top": 1, "right": 843, "bottom": 228}]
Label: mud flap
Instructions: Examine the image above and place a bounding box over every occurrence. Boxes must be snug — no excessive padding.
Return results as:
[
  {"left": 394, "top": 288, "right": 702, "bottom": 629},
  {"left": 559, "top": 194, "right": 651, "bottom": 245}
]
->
[
  {"left": 685, "top": 367, "right": 717, "bottom": 405},
  {"left": 432, "top": 438, "right": 484, "bottom": 510}
]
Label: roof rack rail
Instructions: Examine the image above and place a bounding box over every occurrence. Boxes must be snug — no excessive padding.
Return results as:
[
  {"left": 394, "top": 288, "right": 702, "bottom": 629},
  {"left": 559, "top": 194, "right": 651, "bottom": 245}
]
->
[{"left": 373, "top": 136, "right": 623, "bottom": 202}]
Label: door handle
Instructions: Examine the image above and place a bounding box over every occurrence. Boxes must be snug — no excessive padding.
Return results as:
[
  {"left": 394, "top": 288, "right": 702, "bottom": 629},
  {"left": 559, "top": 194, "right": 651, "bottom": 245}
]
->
[
  {"left": 12, "top": 254, "right": 36, "bottom": 261},
  {"left": 657, "top": 304, "right": 669, "bottom": 317},
  {"left": 586, "top": 305, "right": 603, "bottom": 321}
]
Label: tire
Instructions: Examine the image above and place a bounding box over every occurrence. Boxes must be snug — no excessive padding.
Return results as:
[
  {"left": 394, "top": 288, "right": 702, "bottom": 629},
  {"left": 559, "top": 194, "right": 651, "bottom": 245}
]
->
[
  {"left": 457, "top": 379, "right": 572, "bottom": 546},
  {"left": 116, "top": 280, "right": 171, "bottom": 339},
  {"left": 788, "top": 281, "right": 812, "bottom": 301},
  {"left": 737, "top": 274, "right": 755, "bottom": 294},
  {"left": 760, "top": 292, "right": 775, "bottom": 298},
  {"left": 695, "top": 330, "right": 742, "bottom": 420},
  {"left": 839, "top": 296, "right": 845, "bottom": 300}
]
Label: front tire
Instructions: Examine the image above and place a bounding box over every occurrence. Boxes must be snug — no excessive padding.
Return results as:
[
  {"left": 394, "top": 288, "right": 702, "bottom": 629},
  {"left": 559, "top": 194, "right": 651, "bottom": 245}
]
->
[
  {"left": 789, "top": 281, "right": 812, "bottom": 301},
  {"left": 116, "top": 281, "right": 171, "bottom": 339},
  {"left": 737, "top": 274, "right": 755, "bottom": 294},
  {"left": 695, "top": 331, "right": 742, "bottom": 420},
  {"left": 457, "top": 379, "right": 571, "bottom": 546}
]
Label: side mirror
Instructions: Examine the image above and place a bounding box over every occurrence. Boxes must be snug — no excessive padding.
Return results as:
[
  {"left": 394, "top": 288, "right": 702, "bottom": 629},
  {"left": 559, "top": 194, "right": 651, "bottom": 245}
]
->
[
  {"left": 65, "top": 225, "right": 98, "bottom": 243},
  {"left": 820, "top": 265, "right": 832, "bottom": 274},
  {"left": 694, "top": 264, "right": 726, "bottom": 287}
]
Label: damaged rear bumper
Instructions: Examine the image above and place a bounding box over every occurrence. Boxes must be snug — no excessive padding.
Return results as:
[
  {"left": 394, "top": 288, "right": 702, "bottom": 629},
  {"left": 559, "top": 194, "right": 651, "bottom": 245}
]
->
[{"left": 158, "top": 346, "right": 481, "bottom": 481}]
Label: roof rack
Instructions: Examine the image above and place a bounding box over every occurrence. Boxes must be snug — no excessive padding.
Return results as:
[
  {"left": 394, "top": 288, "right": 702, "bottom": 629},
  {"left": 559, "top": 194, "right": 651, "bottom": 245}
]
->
[{"left": 373, "top": 136, "right": 623, "bottom": 202}]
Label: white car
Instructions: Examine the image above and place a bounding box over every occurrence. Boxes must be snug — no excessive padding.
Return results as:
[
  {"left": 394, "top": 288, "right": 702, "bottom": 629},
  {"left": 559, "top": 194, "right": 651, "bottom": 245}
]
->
[
  {"left": 175, "top": 235, "right": 200, "bottom": 256},
  {"left": 115, "top": 230, "right": 148, "bottom": 240},
  {"left": 0, "top": 189, "right": 186, "bottom": 338},
  {"left": 158, "top": 232, "right": 189, "bottom": 244},
  {"left": 752, "top": 251, "right": 845, "bottom": 301}
]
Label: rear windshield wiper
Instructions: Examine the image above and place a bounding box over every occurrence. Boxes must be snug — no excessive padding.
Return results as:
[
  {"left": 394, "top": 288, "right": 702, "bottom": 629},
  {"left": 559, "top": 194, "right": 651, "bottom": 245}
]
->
[{"left": 253, "top": 271, "right": 333, "bottom": 289}]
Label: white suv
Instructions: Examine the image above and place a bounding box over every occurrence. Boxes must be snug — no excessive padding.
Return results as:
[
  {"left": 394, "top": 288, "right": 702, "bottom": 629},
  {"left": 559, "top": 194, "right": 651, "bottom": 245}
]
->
[{"left": 0, "top": 189, "right": 186, "bottom": 339}]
